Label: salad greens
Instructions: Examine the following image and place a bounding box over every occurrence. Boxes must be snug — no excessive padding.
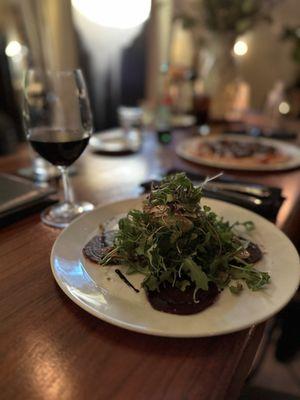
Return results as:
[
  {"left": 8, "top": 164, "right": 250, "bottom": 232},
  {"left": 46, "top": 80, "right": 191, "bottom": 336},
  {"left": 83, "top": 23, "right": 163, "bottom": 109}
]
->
[{"left": 101, "top": 173, "right": 270, "bottom": 298}]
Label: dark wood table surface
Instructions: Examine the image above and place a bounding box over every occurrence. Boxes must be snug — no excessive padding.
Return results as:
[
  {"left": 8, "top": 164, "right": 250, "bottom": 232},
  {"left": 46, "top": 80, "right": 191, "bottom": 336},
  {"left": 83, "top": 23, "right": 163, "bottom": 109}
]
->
[{"left": 1, "top": 130, "right": 300, "bottom": 400}]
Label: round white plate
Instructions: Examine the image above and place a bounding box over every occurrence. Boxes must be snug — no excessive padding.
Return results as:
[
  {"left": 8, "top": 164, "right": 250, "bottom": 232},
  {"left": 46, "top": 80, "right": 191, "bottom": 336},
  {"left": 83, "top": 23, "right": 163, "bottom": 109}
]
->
[
  {"left": 89, "top": 128, "right": 142, "bottom": 153},
  {"left": 171, "top": 114, "right": 196, "bottom": 128},
  {"left": 51, "top": 197, "right": 300, "bottom": 337},
  {"left": 176, "top": 134, "right": 300, "bottom": 171}
]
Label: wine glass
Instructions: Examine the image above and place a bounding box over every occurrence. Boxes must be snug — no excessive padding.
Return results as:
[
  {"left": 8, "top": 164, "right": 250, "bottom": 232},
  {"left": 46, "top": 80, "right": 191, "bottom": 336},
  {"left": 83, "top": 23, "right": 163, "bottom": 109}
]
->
[{"left": 23, "top": 69, "right": 94, "bottom": 228}]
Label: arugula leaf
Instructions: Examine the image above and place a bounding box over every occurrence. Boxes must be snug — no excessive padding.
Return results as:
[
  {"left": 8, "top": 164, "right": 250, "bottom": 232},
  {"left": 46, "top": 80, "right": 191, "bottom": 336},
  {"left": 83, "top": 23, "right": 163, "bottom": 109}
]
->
[
  {"left": 181, "top": 257, "right": 209, "bottom": 291},
  {"left": 229, "top": 264, "right": 270, "bottom": 291}
]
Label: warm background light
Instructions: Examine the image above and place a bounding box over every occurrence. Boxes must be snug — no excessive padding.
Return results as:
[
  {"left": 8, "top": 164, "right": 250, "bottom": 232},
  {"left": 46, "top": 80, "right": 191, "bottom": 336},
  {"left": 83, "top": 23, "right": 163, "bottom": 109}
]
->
[
  {"left": 278, "top": 101, "right": 290, "bottom": 114},
  {"left": 5, "top": 40, "right": 22, "bottom": 57},
  {"left": 233, "top": 40, "right": 248, "bottom": 56},
  {"left": 71, "top": 0, "right": 151, "bottom": 29}
]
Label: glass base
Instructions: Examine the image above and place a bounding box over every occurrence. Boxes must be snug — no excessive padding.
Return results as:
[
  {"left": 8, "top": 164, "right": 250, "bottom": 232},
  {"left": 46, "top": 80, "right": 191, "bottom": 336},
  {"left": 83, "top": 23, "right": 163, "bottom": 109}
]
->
[{"left": 41, "top": 201, "right": 94, "bottom": 228}]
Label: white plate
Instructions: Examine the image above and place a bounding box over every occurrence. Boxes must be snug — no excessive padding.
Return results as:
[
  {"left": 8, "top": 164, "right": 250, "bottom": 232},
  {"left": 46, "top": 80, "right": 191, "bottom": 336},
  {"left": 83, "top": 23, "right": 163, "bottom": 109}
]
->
[
  {"left": 171, "top": 114, "right": 196, "bottom": 128},
  {"left": 89, "top": 128, "right": 142, "bottom": 153},
  {"left": 51, "top": 198, "right": 300, "bottom": 337},
  {"left": 176, "top": 134, "right": 300, "bottom": 171}
]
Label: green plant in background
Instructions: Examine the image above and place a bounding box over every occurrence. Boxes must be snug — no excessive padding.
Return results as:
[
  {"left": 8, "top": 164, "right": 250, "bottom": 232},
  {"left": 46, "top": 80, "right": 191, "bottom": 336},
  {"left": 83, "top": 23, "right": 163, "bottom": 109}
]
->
[
  {"left": 282, "top": 26, "right": 300, "bottom": 65},
  {"left": 281, "top": 26, "right": 300, "bottom": 116},
  {"left": 202, "top": 0, "right": 274, "bottom": 35},
  {"left": 175, "top": 0, "right": 281, "bottom": 119},
  {"left": 180, "top": 0, "right": 278, "bottom": 38}
]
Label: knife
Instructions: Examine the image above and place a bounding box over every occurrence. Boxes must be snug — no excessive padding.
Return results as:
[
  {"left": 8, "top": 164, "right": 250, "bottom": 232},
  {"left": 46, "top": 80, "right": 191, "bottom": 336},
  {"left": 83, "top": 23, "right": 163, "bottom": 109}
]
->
[
  {"left": 198, "top": 181, "right": 271, "bottom": 198},
  {"left": 201, "top": 187, "right": 263, "bottom": 206}
]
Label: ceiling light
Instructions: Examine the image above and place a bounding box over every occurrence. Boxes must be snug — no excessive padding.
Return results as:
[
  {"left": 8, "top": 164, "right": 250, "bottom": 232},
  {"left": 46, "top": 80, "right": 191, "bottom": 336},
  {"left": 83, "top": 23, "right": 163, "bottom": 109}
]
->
[{"left": 71, "top": 0, "right": 151, "bottom": 29}]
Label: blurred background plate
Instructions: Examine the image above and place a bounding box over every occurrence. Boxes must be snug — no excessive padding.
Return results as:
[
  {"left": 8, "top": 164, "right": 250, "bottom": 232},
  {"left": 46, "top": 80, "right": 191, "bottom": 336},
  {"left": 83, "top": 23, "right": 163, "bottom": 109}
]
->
[
  {"left": 171, "top": 114, "right": 196, "bottom": 128},
  {"left": 176, "top": 134, "right": 300, "bottom": 171},
  {"left": 89, "top": 128, "right": 142, "bottom": 154}
]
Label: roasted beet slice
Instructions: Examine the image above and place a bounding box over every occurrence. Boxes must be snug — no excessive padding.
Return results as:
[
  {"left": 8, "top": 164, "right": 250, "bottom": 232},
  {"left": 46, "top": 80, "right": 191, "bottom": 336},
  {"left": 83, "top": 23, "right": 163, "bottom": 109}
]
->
[
  {"left": 83, "top": 235, "right": 111, "bottom": 263},
  {"left": 146, "top": 282, "right": 219, "bottom": 315},
  {"left": 246, "top": 242, "right": 263, "bottom": 263}
]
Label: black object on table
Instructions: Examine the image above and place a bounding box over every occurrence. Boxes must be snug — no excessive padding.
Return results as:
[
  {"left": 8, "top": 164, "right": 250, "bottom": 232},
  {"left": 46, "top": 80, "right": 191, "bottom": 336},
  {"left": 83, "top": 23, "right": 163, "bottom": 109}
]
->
[{"left": 0, "top": 173, "right": 57, "bottom": 227}]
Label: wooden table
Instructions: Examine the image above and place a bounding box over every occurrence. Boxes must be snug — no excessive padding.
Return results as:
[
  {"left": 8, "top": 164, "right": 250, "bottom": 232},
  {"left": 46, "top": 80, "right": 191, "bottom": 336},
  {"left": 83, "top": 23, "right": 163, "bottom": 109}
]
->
[{"left": 1, "top": 131, "right": 300, "bottom": 400}]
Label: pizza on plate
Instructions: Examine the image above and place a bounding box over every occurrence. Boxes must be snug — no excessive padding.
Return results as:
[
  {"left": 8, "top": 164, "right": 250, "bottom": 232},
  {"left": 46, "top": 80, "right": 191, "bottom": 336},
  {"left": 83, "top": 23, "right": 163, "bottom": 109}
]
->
[{"left": 191, "top": 138, "right": 289, "bottom": 166}]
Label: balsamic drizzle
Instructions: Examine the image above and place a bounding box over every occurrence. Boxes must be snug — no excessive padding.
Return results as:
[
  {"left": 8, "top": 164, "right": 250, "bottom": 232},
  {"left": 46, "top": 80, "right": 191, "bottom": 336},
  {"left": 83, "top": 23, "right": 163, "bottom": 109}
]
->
[{"left": 115, "top": 269, "right": 140, "bottom": 293}]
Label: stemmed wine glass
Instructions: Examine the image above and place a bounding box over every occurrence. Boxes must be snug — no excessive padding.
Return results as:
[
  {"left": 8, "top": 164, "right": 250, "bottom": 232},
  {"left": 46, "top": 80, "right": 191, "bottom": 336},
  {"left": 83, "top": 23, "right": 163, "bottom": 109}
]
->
[{"left": 23, "top": 69, "right": 94, "bottom": 228}]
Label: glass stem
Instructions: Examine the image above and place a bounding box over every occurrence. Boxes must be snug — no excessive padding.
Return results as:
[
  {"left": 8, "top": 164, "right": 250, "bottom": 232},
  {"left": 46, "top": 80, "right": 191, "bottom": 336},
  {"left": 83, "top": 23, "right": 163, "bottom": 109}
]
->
[{"left": 59, "top": 167, "right": 74, "bottom": 204}]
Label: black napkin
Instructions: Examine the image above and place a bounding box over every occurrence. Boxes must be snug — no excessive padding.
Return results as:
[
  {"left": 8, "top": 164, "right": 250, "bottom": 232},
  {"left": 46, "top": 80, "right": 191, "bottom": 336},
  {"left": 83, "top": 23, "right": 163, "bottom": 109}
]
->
[
  {"left": 0, "top": 197, "right": 58, "bottom": 228},
  {"left": 141, "top": 169, "right": 285, "bottom": 222},
  {"left": 0, "top": 174, "right": 58, "bottom": 228}
]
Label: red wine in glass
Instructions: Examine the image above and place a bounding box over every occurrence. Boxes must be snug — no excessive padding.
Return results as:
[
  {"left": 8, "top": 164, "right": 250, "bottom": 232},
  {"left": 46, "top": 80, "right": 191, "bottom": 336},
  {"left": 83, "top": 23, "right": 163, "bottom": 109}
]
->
[{"left": 29, "top": 128, "right": 90, "bottom": 167}]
